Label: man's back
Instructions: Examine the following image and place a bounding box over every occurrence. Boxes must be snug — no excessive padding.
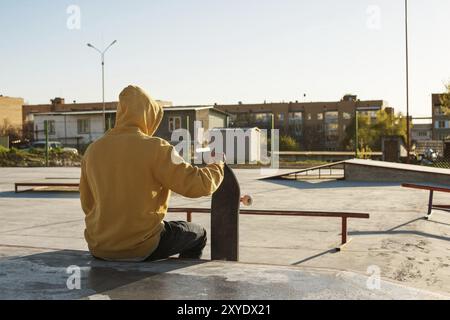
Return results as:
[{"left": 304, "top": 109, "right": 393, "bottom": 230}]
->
[{"left": 80, "top": 86, "right": 224, "bottom": 261}]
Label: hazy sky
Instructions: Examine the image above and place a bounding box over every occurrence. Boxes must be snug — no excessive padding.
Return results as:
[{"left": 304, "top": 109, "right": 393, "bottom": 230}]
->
[{"left": 1, "top": 0, "right": 449, "bottom": 117}]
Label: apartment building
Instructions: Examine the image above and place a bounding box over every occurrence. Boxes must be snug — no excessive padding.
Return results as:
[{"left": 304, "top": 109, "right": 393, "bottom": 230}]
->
[
  {"left": 216, "top": 95, "right": 391, "bottom": 151},
  {"left": 0, "top": 95, "right": 25, "bottom": 128},
  {"left": 32, "top": 106, "right": 229, "bottom": 149},
  {"left": 22, "top": 97, "right": 173, "bottom": 135},
  {"left": 411, "top": 123, "right": 432, "bottom": 142},
  {"left": 432, "top": 93, "right": 450, "bottom": 141}
]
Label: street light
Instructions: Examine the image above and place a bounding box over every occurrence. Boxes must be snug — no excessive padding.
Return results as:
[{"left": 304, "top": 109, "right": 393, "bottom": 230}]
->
[
  {"left": 87, "top": 40, "right": 118, "bottom": 133},
  {"left": 405, "top": 0, "right": 411, "bottom": 163},
  {"left": 355, "top": 1, "right": 410, "bottom": 160}
]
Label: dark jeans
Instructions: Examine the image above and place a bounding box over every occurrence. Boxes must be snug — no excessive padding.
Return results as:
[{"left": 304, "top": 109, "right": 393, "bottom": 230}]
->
[{"left": 147, "top": 221, "right": 207, "bottom": 260}]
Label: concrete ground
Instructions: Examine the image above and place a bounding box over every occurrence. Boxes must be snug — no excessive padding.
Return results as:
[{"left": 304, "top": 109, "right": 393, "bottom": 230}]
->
[
  {"left": 1, "top": 250, "right": 447, "bottom": 300},
  {"left": 1, "top": 167, "right": 450, "bottom": 299}
]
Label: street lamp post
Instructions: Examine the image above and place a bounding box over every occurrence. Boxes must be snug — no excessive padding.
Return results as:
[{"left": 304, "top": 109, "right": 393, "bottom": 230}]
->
[
  {"left": 87, "top": 40, "right": 117, "bottom": 133},
  {"left": 405, "top": 0, "right": 411, "bottom": 163},
  {"left": 355, "top": 109, "right": 359, "bottom": 158}
]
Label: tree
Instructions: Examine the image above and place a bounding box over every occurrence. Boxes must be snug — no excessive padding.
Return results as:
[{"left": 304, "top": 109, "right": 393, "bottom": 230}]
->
[
  {"left": 442, "top": 82, "right": 450, "bottom": 114},
  {"left": 0, "top": 119, "right": 22, "bottom": 145},
  {"left": 279, "top": 135, "right": 299, "bottom": 151},
  {"left": 342, "top": 110, "right": 407, "bottom": 152},
  {"left": 303, "top": 124, "right": 325, "bottom": 151}
]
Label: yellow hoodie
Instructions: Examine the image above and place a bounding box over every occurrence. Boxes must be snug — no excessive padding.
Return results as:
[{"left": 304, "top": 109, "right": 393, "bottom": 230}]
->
[{"left": 80, "top": 85, "right": 224, "bottom": 261}]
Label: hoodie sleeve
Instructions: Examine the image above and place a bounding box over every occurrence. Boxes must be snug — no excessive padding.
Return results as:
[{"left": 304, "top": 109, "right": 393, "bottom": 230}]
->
[
  {"left": 153, "top": 140, "right": 224, "bottom": 198},
  {"left": 79, "top": 158, "right": 95, "bottom": 215}
]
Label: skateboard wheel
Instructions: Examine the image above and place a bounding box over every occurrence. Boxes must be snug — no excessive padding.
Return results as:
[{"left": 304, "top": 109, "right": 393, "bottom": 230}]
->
[{"left": 240, "top": 195, "right": 253, "bottom": 206}]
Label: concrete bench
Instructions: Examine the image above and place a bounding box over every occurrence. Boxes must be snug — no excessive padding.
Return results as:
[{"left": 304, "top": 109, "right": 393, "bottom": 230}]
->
[
  {"left": 402, "top": 183, "right": 450, "bottom": 220},
  {"left": 0, "top": 249, "right": 446, "bottom": 300}
]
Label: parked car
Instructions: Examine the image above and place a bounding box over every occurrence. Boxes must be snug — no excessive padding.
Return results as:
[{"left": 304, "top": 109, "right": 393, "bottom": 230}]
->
[{"left": 27, "top": 141, "right": 79, "bottom": 155}]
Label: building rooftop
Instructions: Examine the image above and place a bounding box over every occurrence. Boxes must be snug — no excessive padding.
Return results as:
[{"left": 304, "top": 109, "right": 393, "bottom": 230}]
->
[
  {"left": 35, "top": 110, "right": 118, "bottom": 116},
  {"left": 215, "top": 96, "right": 389, "bottom": 107},
  {"left": 33, "top": 105, "right": 228, "bottom": 116},
  {"left": 24, "top": 99, "right": 173, "bottom": 108}
]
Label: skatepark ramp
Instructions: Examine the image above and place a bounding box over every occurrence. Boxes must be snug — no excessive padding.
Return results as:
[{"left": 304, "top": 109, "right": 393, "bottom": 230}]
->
[
  {"left": 15, "top": 161, "right": 450, "bottom": 190},
  {"left": 262, "top": 159, "right": 450, "bottom": 185},
  {"left": 343, "top": 159, "right": 450, "bottom": 184}
]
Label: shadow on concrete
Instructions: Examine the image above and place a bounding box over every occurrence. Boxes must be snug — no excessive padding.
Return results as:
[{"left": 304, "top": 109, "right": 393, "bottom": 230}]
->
[
  {"left": 426, "top": 219, "right": 450, "bottom": 228},
  {"left": 349, "top": 230, "right": 450, "bottom": 242},
  {"left": 262, "top": 179, "right": 402, "bottom": 190},
  {"left": 0, "top": 191, "right": 80, "bottom": 199},
  {"left": 349, "top": 216, "right": 450, "bottom": 242},
  {"left": 2, "top": 249, "right": 207, "bottom": 299},
  {"left": 291, "top": 249, "right": 337, "bottom": 266},
  {"left": 388, "top": 217, "right": 424, "bottom": 232}
]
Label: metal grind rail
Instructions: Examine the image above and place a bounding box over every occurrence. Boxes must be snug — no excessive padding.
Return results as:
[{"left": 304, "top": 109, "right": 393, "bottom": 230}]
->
[
  {"left": 168, "top": 207, "right": 370, "bottom": 261},
  {"left": 261, "top": 161, "right": 347, "bottom": 181}
]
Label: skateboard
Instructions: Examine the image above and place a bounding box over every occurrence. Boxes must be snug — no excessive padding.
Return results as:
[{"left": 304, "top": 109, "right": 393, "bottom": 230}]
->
[{"left": 211, "top": 163, "right": 252, "bottom": 261}]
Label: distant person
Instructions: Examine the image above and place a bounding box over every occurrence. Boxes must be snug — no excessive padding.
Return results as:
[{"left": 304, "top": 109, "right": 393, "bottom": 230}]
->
[{"left": 80, "top": 85, "right": 224, "bottom": 261}]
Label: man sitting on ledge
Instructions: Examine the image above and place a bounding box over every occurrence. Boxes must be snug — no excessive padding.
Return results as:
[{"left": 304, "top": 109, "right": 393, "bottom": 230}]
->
[{"left": 80, "top": 85, "right": 224, "bottom": 262}]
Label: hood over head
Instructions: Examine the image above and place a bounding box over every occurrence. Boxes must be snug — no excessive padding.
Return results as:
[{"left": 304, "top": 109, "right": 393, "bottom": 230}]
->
[{"left": 114, "top": 85, "right": 163, "bottom": 136}]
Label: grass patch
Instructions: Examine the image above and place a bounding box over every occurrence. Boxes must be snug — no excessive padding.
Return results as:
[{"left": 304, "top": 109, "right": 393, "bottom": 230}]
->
[{"left": 0, "top": 147, "right": 82, "bottom": 167}]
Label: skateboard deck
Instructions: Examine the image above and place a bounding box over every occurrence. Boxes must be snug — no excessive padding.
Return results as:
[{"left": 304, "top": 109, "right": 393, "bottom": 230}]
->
[{"left": 211, "top": 163, "right": 240, "bottom": 261}]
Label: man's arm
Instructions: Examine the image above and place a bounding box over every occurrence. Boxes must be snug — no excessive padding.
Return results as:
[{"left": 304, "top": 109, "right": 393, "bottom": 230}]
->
[{"left": 153, "top": 140, "right": 224, "bottom": 198}]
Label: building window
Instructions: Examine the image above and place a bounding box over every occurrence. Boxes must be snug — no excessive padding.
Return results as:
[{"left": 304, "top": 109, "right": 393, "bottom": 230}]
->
[
  {"left": 324, "top": 112, "right": 338, "bottom": 127},
  {"left": 77, "top": 119, "right": 90, "bottom": 134},
  {"left": 343, "top": 112, "right": 352, "bottom": 120},
  {"left": 317, "top": 113, "right": 323, "bottom": 121},
  {"left": 435, "top": 120, "right": 449, "bottom": 129},
  {"left": 418, "top": 131, "right": 428, "bottom": 137},
  {"left": 252, "top": 113, "right": 272, "bottom": 129},
  {"left": 325, "top": 111, "right": 338, "bottom": 121},
  {"left": 324, "top": 112, "right": 339, "bottom": 144},
  {"left": 276, "top": 113, "right": 285, "bottom": 122},
  {"left": 288, "top": 112, "right": 303, "bottom": 137},
  {"left": 230, "top": 112, "right": 271, "bottom": 129},
  {"left": 254, "top": 113, "right": 272, "bottom": 123},
  {"left": 289, "top": 112, "right": 303, "bottom": 122},
  {"left": 359, "top": 110, "right": 378, "bottom": 120},
  {"left": 169, "top": 117, "right": 182, "bottom": 132},
  {"left": 307, "top": 113, "right": 312, "bottom": 121},
  {"left": 434, "top": 107, "right": 443, "bottom": 116}
]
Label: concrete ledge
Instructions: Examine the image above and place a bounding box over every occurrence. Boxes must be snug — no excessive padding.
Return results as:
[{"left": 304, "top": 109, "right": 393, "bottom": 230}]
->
[
  {"left": 345, "top": 159, "right": 450, "bottom": 184},
  {"left": 0, "top": 249, "right": 447, "bottom": 300}
]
